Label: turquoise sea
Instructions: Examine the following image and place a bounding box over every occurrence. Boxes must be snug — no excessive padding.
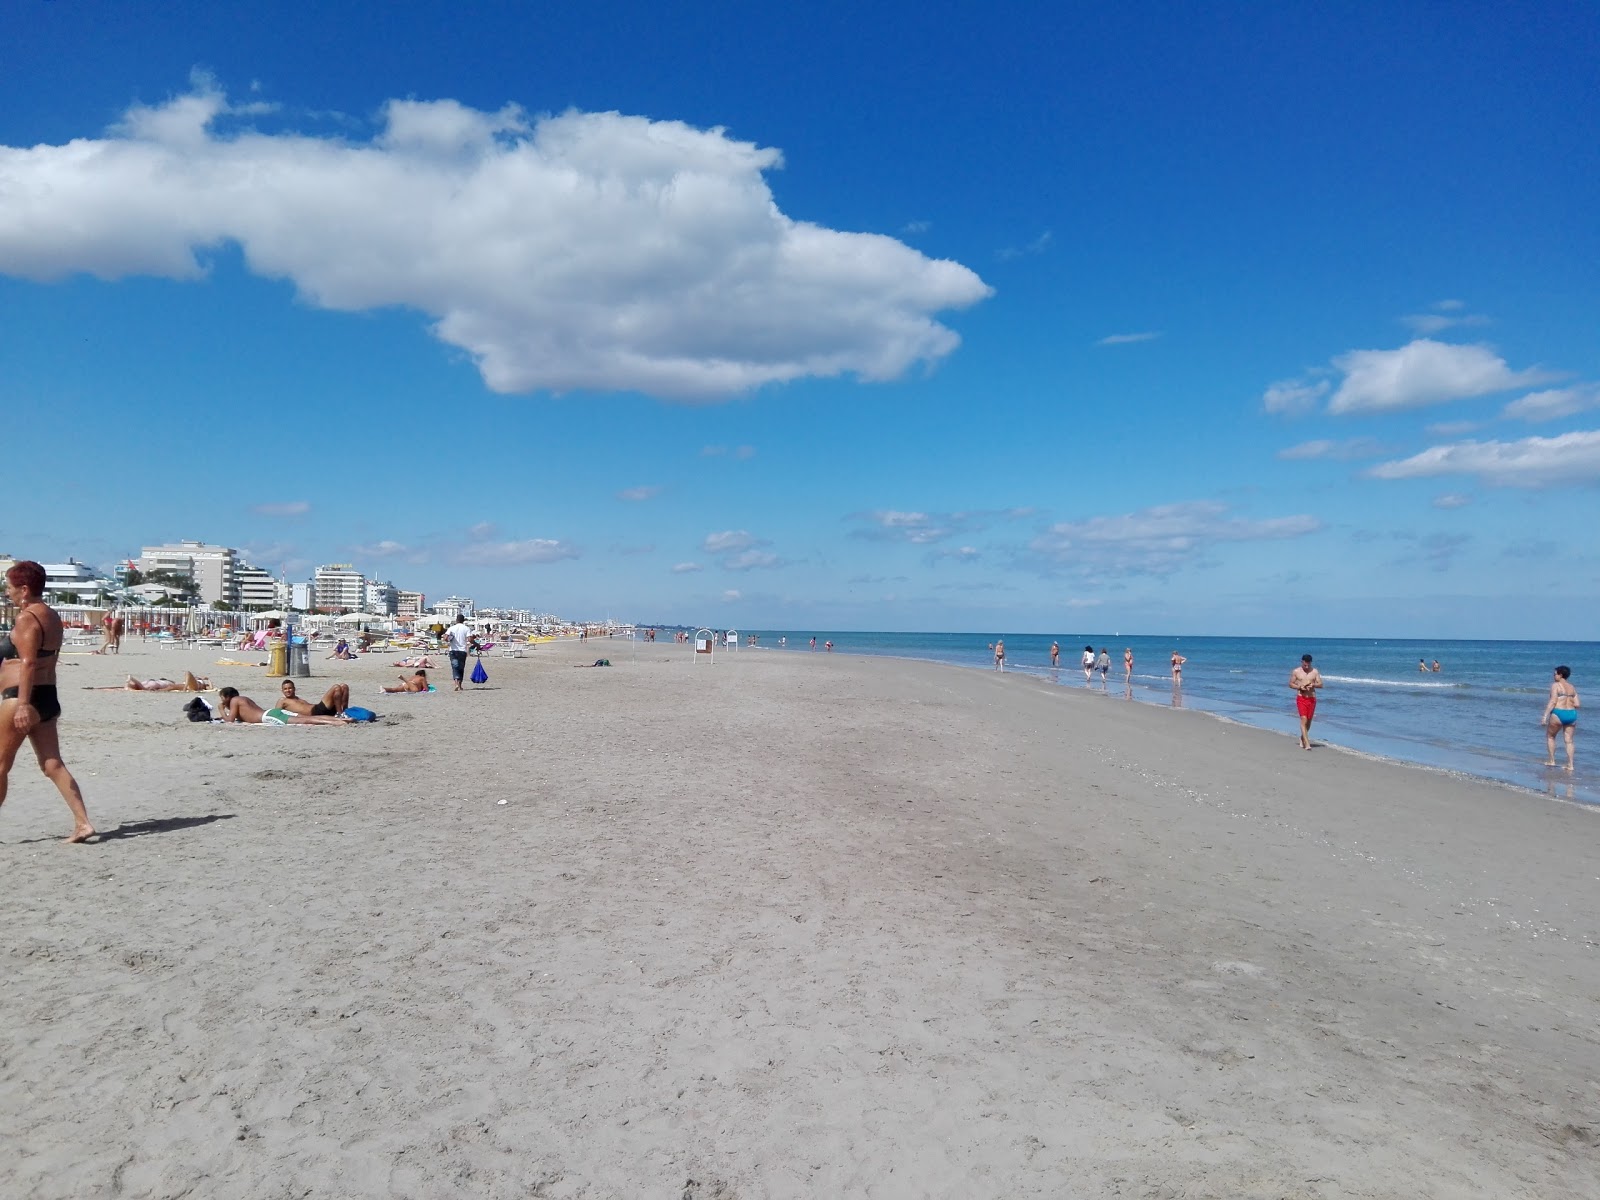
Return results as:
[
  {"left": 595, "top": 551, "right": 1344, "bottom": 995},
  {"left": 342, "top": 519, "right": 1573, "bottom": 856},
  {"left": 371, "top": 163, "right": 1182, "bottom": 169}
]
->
[{"left": 736, "top": 631, "right": 1599, "bottom": 807}]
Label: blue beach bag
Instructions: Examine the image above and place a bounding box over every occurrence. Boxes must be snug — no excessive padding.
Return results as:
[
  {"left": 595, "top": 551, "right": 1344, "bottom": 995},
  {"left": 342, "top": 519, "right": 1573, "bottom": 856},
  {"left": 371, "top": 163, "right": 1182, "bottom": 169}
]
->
[{"left": 470, "top": 659, "right": 489, "bottom": 685}]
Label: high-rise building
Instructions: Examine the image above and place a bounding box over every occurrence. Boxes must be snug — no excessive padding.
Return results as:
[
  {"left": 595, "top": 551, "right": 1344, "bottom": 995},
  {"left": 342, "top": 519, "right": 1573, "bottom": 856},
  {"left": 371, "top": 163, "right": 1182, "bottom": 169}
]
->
[
  {"left": 313, "top": 564, "right": 366, "bottom": 613},
  {"left": 234, "top": 564, "right": 278, "bottom": 610},
  {"left": 365, "top": 580, "right": 399, "bottom": 616},
  {"left": 396, "top": 590, "right": 426, "bottom": 619},
  {"left": 139, "top": 541, "right": 239, "bottom": 606},
  {"left": 432, "top": 595, "right": 473, "bottom": 621}
]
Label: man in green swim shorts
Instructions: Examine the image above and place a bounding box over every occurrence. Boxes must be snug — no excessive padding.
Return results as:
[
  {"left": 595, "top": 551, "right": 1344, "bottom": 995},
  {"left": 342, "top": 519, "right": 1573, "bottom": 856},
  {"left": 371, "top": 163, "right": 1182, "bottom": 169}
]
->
[{"left": 217, "top": 687, "right": 350, "bottom": 725}]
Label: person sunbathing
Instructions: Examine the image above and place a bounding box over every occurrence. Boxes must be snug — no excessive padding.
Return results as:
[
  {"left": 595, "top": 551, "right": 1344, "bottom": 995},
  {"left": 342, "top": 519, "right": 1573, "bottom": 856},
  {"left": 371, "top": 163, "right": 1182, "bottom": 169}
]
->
[
  {"left": 393, "top": 654, "right": 435, "bottom": 669},
  {"left": 90, "top": 672, "right": 211, "bottom": 692},
  {"left": 277, "top": 678, "right": 351, "bottom": 717},
  {"left": 383, "top": 669, "right": 431, "bottom": 693},
  {"left": 329, "top": 639, "right": 356, "bottom": 660},
  {"left": 217, "top": 686, "right": 350, "bottom": 725}
]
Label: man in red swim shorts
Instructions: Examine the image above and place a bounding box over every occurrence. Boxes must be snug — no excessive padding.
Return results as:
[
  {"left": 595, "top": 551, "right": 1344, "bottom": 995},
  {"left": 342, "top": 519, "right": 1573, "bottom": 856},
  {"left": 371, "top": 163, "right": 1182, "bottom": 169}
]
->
[{"left": 1289, "top": 654, "right": 1323, "bottom": 751}]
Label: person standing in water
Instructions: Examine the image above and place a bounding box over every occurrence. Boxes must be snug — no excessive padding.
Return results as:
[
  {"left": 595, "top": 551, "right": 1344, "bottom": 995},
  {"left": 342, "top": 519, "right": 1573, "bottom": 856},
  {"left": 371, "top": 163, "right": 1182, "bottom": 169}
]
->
[
  {"left": 1124, "top": 647, "right": 1134, "bottom": 682},
  {"left": 1096, "top": 647, "right": 1111, "bottom": 688},
  {"left": 1171, "top": 650, "right": 1186, "bottom": 681},
  {"left": 1543, "top": 665, "right": 1579, "bottom": 772},
  {"left": 1081, "top": 645, "right": 1095, "bottom": 684},
  {"left": 994, "top": 639, "right": 1005, "bottom": 671},
  {"left": 1289, "top": 654, "right": 1323, "bottom": 751},
  {"left": 1050, "top": 641, "right": 1060, "bottom": 669}
]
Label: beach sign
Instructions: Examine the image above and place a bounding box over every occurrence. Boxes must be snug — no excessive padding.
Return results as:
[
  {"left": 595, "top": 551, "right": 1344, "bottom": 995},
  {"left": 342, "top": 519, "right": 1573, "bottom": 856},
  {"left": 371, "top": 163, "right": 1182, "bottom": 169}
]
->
[{"left": 694, "top": 628, "right": 714, "bottom": 664}]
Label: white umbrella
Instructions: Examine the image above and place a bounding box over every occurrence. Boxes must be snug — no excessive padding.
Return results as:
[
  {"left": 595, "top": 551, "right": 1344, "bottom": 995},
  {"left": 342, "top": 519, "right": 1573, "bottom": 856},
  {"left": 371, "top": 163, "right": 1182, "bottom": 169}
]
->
[
  {"left": 334, "top": 612, "right": 384, "bottom": 624},
  {"left": 252, "top": 609, "right": 288, "bottom": 621}
]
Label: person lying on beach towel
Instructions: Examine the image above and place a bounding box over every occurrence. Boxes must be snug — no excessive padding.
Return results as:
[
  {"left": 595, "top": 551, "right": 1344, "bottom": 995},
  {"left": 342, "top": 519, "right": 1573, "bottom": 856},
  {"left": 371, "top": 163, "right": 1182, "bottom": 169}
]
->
[
  {"left": 383, "top": 669, "right": 432, "bottom": 694},
  {"left": 573, "top": 659, "right": 612, "bottom": 667},
  {"left": 393, "top": 655, "right": 435, "bottom": 669},
  {"left": 89, "top": 672, "right": 211, "bottom": 692},
  {"left": 277, "top": 678, "right": 351, "bottom": 717},
  {"left": 217, "top": 686, "right": 351, "bottom": 725}
]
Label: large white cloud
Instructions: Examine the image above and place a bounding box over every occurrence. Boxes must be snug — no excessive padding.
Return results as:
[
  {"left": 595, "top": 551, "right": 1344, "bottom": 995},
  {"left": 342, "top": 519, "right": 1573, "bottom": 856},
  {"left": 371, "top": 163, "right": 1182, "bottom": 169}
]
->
[
  {"left": 1366, "top": 430, "right": 1600, "bottom": 488},
  {"left": 0, "top": 79, "right": 992, "bottom": 399},
  {"left": 1029, "top": 501, "right": 1321, "bottom": 576},
  {"left": 1264, "top": 339, "right": 1553, "bottom": 416}
]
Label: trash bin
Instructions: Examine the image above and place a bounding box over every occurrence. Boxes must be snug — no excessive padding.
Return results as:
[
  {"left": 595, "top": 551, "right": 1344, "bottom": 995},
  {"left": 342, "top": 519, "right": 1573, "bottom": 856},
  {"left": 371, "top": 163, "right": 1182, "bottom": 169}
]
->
[
  {"left": 266, "top": 641, "right": 288, "bottom": 677},
  {"left": 289, "top": 638, "right": 311, "bottom": 678}
]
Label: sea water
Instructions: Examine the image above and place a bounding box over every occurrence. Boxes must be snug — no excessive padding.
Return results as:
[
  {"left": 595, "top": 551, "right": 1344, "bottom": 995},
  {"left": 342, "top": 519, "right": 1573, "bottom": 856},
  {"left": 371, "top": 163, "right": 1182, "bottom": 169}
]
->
[{"left": 740, "top": 632, "right": 1599, "bottom": 807}]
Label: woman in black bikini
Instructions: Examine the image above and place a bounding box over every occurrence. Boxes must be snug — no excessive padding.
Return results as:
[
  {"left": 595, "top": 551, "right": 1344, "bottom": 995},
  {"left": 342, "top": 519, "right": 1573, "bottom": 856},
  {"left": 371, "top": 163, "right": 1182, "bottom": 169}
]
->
[{"left": 0, "top": 561, "right": 95, "bottom": 842}]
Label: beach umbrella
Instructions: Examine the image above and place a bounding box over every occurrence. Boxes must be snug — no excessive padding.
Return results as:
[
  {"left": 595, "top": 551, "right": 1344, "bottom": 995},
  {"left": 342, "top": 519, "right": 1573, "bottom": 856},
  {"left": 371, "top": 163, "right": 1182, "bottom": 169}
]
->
[{"left": 252, "top": 609, "right": 288, "bottom": 622}]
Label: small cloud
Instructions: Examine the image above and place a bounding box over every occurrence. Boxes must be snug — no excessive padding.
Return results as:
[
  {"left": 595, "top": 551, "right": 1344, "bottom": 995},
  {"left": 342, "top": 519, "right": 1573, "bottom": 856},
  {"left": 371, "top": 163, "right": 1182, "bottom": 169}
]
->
[
  {"left": 929, "top": 545, "right": 981, "bottom": 563},
  {"left": 1367, "top": 429, "right": 1600, "bottom": 488},
  {"left": 1435, "top": 299, "right": 1466, "bottom": 311},
  {"left": 1276, "top": 437, "right": 1387, "bottom": 461},
  {"left": 454, "top": 538, "right": 579, "bottom": 566},
  {"left": 617, "top": 485, "right": 663, "bottom": 501},
  {"left": 467, "top": 521, "right": 497, "bottom": 540},
  {"left": 734, "top": 445, "right": 757, "bottom": 460},
  {"left": 1096, "top": 331, "right": 1161, "bottom": 347},
  {"left": 721, "top": 589, "right": 742, "bottom": 602},
  {"left": 352, "top": 539, "right": 415, "bottom": 560},
  {"left": 902, "top": 220, "right": 931, "bottom": 235},
  {"left": 702, "top": 530, "right": 760, "bottom": 554},
  {"left": 848, "top": 510, "right": 952, "bottom": 544},
  {"left": 1432, "top": 493, "right": 1472, "bottom": 509},
  {"left": 1262, "top": 377, "right": 1331, "bottom": 415},
  {"left": 671, "top": 562, "right": 703, "bottom": 574},
  {"left": 997, "top": 230, "right": 1053, "bottom": 261},
  {"left": 701, "top": 445, "right": 727, "bottom": 457},
  {"left": 1502, "top": 385, "right": 1600, "bottom": 423},
  {"left": 251, "top": 500, "right": 310, "bottom": 517},
  {"left": 1028, "top": 500, "right": 1321, "bottom": 577},
  {"left": 1399, "top": 301, "right": 1491, "bottom": 334},
  {"left": 724, "top": 548, "right": 782, "bottom": 571}
]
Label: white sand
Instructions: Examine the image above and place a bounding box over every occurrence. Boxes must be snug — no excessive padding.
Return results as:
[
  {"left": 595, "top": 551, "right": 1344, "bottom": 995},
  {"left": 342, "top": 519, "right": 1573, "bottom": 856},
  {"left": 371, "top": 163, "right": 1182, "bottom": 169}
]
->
[{"left": 4, "top": 639, "right": 1598, "bottom": 1198}]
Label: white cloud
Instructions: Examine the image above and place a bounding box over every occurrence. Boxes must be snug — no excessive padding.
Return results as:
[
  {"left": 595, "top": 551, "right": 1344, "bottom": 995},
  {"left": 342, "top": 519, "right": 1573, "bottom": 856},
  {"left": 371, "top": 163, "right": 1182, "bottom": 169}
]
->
[
  {"left": 1502, "top": 385, "right": 1600, "bottom": 423},
  {"left": 1096, "top": 331, "right": 1161, "bottom": 346},
  {"left": 700, "top": 445, "right": 727, "bottom": 457},
  {"left": 702, "top": 530, "right": 759, "bottom": 554},
  {"left": 1262, "top": 377, "right": 1330, "bottom": 415},
  {"left": 0, "top": 79, "right": 992, "bottom": 400},
  {"left": 1276, "top": 437, "right": 1387, "bottom": 461},
  {"left": 453, "top": 538, "right": 579, "bottom": 565},
  {"left": 721, "top": 589, "right": 742, "bottom": 602},
  {"left": 902, "top": 220, "right": 931, "bottom": 235},
  {"left": 1366, "top": 430, "right": 1600, "bottom": 488},
  {"left": 998, "top": 230, "right": 1052, "bottom": 260},
  {"left": 929, "top": 545, "right": 981, "bottom": 562},
  {"left": 467, "top": 521, "right": 497, "bottom": 540},
  {"left": 1399, "top": 300, "right": 1491, "bottom": 335},
  {"left": 1432, "top": 493, "right": 1472, "bottom": 509},
  {"left": 251, "top": 500, "right": 310, "bottom": 517},
  {"left": 850, "top": 510, "right": 952, "bottom": 544},
  {"left": 1029, "top": 500, "right": 1321, "bottom": 576},
  {"left": 671, "top": 562, "right": 703, "bottom": 573},
  {"left": 1327, "top": 340, "right": 1552, "bottom": 414},
  {"left": 617, "top": 485, "right": 662, "bottom": 501},
  {"left": 723, "top": 549, "right": 782, "bottom": 571},
  {"left": 351, "top": 539, "right": 416, "bottom": 560}
]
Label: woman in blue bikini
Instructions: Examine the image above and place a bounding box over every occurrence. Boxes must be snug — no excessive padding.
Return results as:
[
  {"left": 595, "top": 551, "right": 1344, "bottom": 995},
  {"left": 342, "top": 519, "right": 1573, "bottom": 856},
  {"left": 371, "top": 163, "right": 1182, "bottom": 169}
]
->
[
  {"left": 0, "top": 561, "right": 96, "bottom": 842},
  {"left": 1542, "top": 665, "right": 1580, "bottom": 772}
]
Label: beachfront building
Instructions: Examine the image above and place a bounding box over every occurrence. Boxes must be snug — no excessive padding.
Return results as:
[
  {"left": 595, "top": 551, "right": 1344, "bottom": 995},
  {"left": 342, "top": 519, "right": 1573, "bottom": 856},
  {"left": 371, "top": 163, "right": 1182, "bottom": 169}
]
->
[
  {"left": 432, "top": 595, "right": 473, "bottom": 622},
  {"left": 313, "top": 564, "right": 367, "bottom": 613},
  {"left": 396, "top": 590, "right": 426, "bottom": 619},
  {"left": 234, "top": 564, "right": 278, "bottom": 610},
  {"left": 365, "top": 580, "right": 399, "bottom": 617},
  {"left": 287, "top": 582, "right": 314, "bottom": 611},
  {"left": 139, "top": 541, "right": 240, "bottom": 606},
  {"left": 42, "top": 559, "right": 115, "bottom": 605}
]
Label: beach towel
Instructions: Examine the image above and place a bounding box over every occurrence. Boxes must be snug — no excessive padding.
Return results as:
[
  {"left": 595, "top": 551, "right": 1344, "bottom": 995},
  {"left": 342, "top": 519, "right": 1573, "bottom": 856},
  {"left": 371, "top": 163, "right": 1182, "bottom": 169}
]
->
[
  {"left": 470, "top": 659, "right": 489, "bottom": 685},
  {"left": 344, "top": 706, "right": 377, "bottom": 722}
]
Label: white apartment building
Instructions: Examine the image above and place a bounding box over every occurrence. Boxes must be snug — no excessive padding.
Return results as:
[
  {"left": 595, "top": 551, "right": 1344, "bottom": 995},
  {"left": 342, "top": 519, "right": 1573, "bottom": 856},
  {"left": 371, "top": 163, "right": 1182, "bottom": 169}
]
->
[
  {"left": 431, "top": 595, "right": 473, "bottom": 622},
  {"left": 313, "top": 564, "right": 366, "bottom": 613},
  {"left": 396, "top": 590, "right": 426, "bottom": 619},
  {"left": 139, "top": 541, "right": 239, "bottom": 606},
  {"left": 288, "top": 582, "right": 314, "bottom": 611},
  {"left": 42, "top": 559, "right": 114, "bottom": 604},
  {"left": 234, "top": 564, "right": 278, "bottom": 610},
  {"left": 365, "top": 580, "right": 399, "bottom": 616}
]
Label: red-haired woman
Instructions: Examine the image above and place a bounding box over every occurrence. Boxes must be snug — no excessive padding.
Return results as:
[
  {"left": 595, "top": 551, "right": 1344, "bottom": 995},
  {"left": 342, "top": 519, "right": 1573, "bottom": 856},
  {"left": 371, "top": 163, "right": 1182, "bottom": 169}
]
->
[{"left": 0, "top": 561, "right": 95, "bottom": 842}]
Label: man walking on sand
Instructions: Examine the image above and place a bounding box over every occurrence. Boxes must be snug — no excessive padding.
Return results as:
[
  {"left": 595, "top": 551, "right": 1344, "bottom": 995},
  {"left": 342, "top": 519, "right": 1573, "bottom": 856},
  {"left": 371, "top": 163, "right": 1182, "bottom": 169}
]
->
[
  {"left": 1290, "top": 654, "right": 1323, "bottom": 750},
  {"left": 444, "top": 614, "right": 475, "bottom": 692}
]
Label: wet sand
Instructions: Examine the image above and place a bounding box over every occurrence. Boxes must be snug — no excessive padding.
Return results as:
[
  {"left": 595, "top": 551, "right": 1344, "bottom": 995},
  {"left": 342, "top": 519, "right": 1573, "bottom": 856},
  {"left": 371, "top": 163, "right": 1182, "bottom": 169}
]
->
[{"left": 4, "top": 639, "right": 1598, "bottom": 1198}]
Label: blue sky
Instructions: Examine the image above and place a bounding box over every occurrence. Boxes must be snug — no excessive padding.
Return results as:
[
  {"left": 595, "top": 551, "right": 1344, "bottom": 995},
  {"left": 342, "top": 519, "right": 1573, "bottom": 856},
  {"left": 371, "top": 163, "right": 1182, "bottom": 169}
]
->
[{"left": 3, "top": 2, "right": 1597, "bottom": 637}]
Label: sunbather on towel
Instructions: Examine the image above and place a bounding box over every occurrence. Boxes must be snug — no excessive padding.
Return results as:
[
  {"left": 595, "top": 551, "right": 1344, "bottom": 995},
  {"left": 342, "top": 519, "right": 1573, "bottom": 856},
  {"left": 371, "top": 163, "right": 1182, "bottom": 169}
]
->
[
  {"left": 218, "top": 687, "right": 350, "bottom": 725},
  {"left": 393, "top": 655, "right": 435, "bottom": 669},
  {"left": 277, "top": 678, "right": 351, "bottom": 717},
  {"left": 383, "top": 669, "right": 431, "bottom": 694},
  {"left": 90, "top": 672, "right": 211, "bottom": 692}
]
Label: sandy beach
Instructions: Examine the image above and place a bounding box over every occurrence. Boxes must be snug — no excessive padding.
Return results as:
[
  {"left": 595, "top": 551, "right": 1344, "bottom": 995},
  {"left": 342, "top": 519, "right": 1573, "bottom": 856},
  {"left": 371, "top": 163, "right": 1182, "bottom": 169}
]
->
[{"left": 4, "top": 638, "right": 1597, "bottom": 1198}]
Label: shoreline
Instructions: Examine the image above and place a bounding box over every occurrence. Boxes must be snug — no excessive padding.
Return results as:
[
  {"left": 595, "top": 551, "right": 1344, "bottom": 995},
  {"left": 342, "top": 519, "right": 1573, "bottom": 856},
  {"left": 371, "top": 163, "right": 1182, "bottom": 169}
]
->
[{"left": 6, "top": 640, "right": 1598, "bottom": 1196}]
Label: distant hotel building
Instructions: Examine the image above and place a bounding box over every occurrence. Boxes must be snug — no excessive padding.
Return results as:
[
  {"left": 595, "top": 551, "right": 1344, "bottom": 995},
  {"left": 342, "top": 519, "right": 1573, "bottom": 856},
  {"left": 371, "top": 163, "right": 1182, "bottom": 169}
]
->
[
  {"left": 139, "top": 541, "right": 239, "bottom": 606},
  {"left": 397, "top": 590, "right": 426, "bottom": 619},
  {"left": 234, "top": 564, "right": 278, "bottom": 610},
  {"left": 313, "top": 564, "right": 366, "bottom": 613},
  {"left": 431, "top": 595, "right": 473, "bottom": 621}
]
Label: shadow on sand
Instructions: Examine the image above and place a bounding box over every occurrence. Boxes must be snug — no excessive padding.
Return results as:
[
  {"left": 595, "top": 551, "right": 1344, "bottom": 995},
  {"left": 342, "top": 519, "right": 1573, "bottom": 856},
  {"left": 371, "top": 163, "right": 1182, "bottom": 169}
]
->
[{"left": 18, "top": 813, "right": 238, "bottom": 845}]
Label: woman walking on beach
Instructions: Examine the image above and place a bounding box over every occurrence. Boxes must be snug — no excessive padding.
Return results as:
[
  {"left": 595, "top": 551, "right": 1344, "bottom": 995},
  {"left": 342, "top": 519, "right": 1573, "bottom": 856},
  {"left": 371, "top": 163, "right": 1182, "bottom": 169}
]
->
[
  {"left": 1543, "top": 665, "right": 1579, "bottom": 771},
  {"left": 1096, "top": 647, "right": 1111, "bottom": 688},
  {"left": 0, "top": 561, "right": 95, "bottom": 842},
  {"left": 1124, "top": 647, "right": 1134, "bottom": 682}
]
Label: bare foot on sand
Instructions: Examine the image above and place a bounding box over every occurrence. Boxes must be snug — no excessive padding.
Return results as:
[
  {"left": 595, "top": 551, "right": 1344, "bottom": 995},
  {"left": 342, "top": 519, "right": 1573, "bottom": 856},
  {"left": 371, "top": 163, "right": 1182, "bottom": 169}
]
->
[{"left": 66, "top": 824, "right": 97, "bottom": 844}]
